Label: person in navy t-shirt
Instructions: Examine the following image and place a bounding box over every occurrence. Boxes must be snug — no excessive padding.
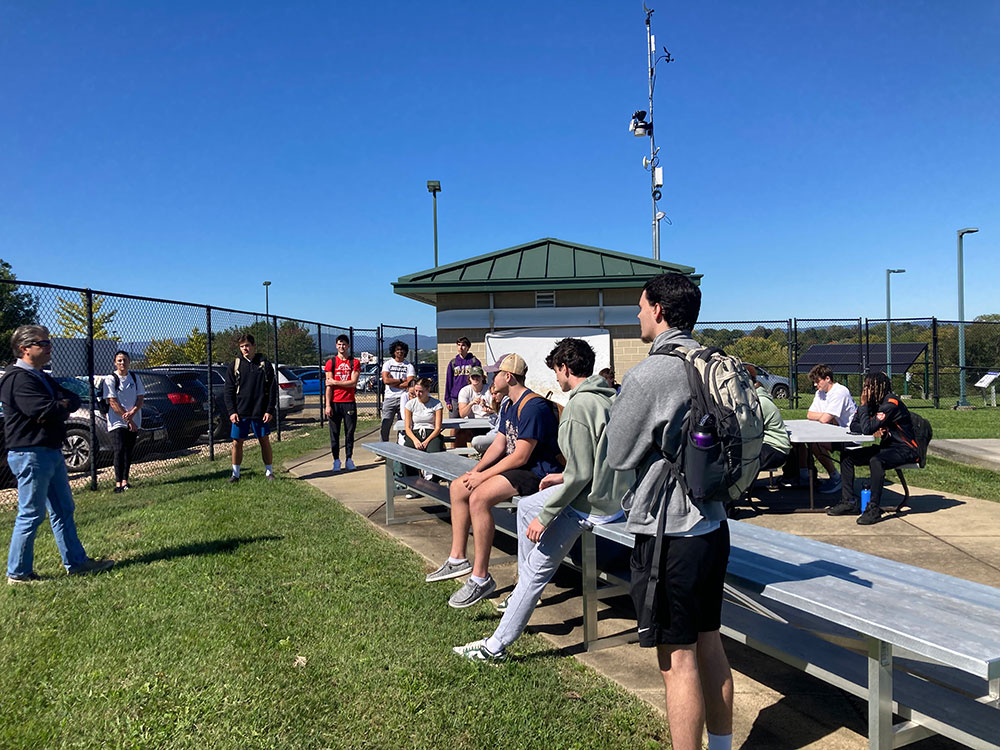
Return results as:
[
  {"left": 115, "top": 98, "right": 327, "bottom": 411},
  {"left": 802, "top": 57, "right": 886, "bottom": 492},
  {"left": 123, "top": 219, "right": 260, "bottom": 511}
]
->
[{"left": 425, "top": 353, "right": 560, "bottom": 611}]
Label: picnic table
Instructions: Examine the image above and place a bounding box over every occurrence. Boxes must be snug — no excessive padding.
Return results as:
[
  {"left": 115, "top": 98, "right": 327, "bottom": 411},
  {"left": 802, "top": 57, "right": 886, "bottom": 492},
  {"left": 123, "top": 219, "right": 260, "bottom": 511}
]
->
[{"left": 784, "top": 419, "right": 875, "bottom": 511}]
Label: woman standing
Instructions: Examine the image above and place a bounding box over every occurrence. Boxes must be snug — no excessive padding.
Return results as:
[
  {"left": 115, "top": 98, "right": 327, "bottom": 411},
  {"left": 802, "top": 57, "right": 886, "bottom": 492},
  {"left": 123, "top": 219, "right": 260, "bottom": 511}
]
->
[{"left": 104, "top": 351, "right": 144, "bottom": 493}]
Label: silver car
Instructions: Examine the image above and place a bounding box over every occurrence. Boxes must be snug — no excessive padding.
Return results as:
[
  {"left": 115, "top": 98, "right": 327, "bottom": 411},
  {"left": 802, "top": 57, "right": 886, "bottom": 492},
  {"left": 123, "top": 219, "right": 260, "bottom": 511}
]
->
[
  {"left": 276, "top": 366, "right": 305, "bottom": 413},
  {"left": 747, "top": 364, "right": 791, "bottom": 400}
]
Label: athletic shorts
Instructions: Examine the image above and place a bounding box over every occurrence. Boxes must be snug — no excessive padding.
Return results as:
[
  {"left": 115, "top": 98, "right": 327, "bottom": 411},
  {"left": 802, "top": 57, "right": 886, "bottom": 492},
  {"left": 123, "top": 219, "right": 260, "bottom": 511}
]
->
[
  {"left": 231, "top": 418, "right": 272, "bottom": 441},
  {"left": 630, "top": 521, "right": 730, "bottom": 647},
  {"left": 499, "top": 468, "right": 542, "bottom": 497}
]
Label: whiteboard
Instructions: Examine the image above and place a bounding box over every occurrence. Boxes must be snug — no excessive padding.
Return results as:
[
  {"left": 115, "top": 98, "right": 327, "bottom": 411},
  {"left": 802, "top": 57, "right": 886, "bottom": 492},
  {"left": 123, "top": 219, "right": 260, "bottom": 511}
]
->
[{"left": 484, "top": 327, "right": 611, "bottom": 406}]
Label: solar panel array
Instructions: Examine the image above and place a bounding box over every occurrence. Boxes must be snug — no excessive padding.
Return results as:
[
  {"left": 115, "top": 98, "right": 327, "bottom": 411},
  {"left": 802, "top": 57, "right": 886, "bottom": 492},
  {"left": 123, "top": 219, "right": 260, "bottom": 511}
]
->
[{"left": 796, "top": 342, "right": 928, "bottom": 374}]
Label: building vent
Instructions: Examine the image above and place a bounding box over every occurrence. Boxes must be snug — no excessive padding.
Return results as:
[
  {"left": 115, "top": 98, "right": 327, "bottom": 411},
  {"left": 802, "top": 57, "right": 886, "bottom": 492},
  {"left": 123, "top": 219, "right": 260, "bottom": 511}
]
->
[{"left": 535, "top": 291, "right": 556, "bottom": 308}]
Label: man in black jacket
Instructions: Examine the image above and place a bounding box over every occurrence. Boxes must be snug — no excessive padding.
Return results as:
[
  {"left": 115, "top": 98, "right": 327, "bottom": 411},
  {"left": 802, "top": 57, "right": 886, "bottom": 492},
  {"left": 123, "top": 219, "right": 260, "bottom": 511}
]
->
[
  {"left": 1, "top": 325, "right": 114, "bottom": 583},
  {"left": 223, "top": 334, "right": 279, "bottom": 483},
  {"left": 827, "top": 371, "right": 919, "bottom": 525}
]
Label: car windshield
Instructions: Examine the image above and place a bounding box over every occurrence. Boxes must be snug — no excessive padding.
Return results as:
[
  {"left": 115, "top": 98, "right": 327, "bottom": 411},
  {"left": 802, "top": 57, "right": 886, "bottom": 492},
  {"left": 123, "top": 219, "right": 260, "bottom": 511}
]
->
[
  {"left": 277, "top": 366, "right": 299, "bottom": 381},
  {"left": 55, "top": 377, "right": 91, "bottom": 400}
]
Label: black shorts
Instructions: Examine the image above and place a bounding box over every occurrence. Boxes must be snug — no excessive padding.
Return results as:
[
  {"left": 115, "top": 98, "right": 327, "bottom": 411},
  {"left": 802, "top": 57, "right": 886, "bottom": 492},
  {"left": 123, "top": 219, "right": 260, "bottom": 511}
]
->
[
  {"left": 630, "top": 522, "right": 730, "bottom": 647},
  {"left": 499, "top": 468, "right": 541, "bottom": 497}
]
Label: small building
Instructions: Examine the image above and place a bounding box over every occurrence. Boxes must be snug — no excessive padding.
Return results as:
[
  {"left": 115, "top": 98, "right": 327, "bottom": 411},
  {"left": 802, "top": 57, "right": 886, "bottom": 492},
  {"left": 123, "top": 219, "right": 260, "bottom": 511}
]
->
[{"left": 393, "top": 237, "right": 700, "bottom": 389}]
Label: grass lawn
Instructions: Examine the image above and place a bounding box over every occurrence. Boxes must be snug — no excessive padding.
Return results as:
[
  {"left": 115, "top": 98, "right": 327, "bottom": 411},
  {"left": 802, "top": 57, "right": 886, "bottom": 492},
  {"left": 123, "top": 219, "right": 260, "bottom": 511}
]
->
[
  {"left": 780, "top": 405, "right": 1000, "bottom": 439},
  {"left": 0, "top": 425, "right": 668, "bottom": 750}
]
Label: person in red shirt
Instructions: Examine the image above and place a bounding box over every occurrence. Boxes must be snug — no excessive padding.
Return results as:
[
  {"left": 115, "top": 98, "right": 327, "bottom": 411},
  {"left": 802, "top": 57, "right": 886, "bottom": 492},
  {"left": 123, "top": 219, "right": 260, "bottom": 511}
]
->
[{"left": 324, "top": 334, "right": 361, "bottom": 472}]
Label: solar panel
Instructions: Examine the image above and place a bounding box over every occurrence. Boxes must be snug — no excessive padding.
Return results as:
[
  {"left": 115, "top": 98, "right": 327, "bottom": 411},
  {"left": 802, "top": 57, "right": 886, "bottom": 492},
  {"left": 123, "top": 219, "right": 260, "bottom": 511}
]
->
[{"left": 796, "top": 343, "right": 928, "bottom": 374}]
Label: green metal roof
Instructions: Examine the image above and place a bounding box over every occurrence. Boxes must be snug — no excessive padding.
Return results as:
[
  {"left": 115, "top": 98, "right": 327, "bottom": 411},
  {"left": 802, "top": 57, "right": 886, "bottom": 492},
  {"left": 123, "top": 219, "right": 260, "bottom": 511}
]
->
[{"left": 393, "top": 237, "right": 699, "bottom": 306}]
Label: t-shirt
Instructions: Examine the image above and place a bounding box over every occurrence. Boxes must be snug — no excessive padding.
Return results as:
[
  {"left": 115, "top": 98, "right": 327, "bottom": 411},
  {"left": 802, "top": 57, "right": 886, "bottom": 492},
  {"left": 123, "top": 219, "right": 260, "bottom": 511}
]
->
[
  {"left": 324, "top": 356, "right": 361, "bottom": 403},
  {"left": 457, "top": 383, "right": 490, "bottom": 418},
  {"left": 381, "top": 359, "right": 416, "bottom": 398},
  {"left": 103, "top": 371, "right": 145, "bottom": 431},
  {"left": 405, "top": 396, "right": 442, "bottom": 430},
  {"left": 808, "top": 382, "right": 857, "bottom": 428},
  {"left": 498, "top": 390, "right": 561, "bottom": 479}
]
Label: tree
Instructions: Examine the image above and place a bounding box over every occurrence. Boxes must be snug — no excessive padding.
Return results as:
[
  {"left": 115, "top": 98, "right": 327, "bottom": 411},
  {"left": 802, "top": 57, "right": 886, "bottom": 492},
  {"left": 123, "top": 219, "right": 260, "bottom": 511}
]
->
[
  {"left": 729, "top": 336, "right": 787, "bottom": 368},
  {"left": 144, "top": 338, "right": 186, "bottom": 366},
  {"left": 182, "top": 326, "right": 208, "bottom": 363},
  {"left": 55, "top": 292, "right": 119, "bottom": 339},
  {"left": 212, "top": 320, "right": 317, "bottom": 366},
  {"left": 0, "top": 259, "right": 39, "bottom": 362}
]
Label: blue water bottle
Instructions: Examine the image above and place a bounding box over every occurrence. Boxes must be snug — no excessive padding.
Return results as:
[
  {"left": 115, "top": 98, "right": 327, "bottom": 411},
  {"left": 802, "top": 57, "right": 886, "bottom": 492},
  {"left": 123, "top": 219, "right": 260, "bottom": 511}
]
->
[{"left": 860, "top": 480, "right": 872, "bottom": 512}]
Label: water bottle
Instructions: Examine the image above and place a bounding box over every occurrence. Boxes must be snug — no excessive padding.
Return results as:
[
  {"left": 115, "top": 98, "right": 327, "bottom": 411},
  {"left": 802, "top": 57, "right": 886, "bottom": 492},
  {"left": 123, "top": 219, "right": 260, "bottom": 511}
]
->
[
  {"left": 860, "top": 480, "right": 872, "bottom": 512},
  {"left": 692, "top": 414, "right": 717, "bottom": 448}
]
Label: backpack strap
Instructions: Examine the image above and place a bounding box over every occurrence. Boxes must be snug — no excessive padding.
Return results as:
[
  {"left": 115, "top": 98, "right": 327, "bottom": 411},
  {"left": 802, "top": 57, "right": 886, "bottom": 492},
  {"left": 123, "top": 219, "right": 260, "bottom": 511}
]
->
[
  {"left": 233, "top": 358, "right": 242, "bottom": 395},
  {"left": 516, "top": 392, "right": 541, "bottom": 419}
]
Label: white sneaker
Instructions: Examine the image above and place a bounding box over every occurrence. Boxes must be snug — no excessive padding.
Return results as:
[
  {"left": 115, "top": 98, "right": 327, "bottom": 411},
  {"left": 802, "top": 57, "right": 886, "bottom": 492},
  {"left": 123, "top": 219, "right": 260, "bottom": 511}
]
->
[
  {"left": 332, "top": 459, "right": 341, "bottom": 473},
  {"left": 345, "top": 458, "right": 356, "bottom": 471}
]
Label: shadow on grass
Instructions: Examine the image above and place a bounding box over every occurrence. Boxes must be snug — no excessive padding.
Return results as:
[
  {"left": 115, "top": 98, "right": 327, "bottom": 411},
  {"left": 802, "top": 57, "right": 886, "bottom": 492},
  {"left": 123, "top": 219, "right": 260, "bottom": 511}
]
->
[
  {"left": 115, "top": 535, "right": 283, "bottom": 569},
  {"left": 294, "top": 463, "right": 383, "bottom": 481}
]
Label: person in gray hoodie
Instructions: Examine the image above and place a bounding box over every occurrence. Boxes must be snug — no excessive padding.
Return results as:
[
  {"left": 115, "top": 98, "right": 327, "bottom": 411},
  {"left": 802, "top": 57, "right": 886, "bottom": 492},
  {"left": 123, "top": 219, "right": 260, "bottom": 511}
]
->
[
  {"left": 606, "top": 274, "right": 734, "bottom": 750},
  {"left": 453, "top": 337, "right": 632, "bottom": 663}
]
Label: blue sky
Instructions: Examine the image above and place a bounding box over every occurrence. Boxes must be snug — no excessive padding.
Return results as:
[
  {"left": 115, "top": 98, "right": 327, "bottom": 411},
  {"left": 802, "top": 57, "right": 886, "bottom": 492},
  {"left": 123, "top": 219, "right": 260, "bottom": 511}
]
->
[{"left": 1, "top": 1, "right": 997, "bottom": 334}]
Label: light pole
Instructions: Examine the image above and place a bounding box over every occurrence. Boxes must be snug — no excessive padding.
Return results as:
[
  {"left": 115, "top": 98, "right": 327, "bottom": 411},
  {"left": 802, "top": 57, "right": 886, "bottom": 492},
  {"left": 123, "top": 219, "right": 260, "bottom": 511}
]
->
[
  {"left": 957, "top": 227, "right": 979, "bottom": 407},
  {"left": 263, "top": 280, "right": 271, "bottom": 318},
  {"left": 629, "top": 4, "right": 673, "bottom": 261},
  {"left": 427, "top": 181, "right": 441, "bottom": 267},
  {"left": 885, "top": 269, "right": 905, "bottom": 379}
]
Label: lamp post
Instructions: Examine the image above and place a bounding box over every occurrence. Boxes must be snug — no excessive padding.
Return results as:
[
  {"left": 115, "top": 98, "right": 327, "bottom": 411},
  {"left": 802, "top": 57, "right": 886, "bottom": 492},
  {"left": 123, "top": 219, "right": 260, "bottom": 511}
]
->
[
  {"left": 263, "top": 280, "right": 271, "bottom": 318},
  {"left": 427, "top": 181, "right": 441, "bottom": 267},
  {"left": 957, "top": 227, "right": 979, "bottom": 407},
  {"left": 885, "top": 269, "right": 905, "bottom": 379},
  {"left": 629, "top": 4, "right": 673, "bottom": 261}
]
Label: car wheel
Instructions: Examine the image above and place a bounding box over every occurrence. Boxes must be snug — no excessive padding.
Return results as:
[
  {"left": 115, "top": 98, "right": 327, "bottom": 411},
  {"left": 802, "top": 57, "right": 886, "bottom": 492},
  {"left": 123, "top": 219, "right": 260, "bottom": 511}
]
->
[
  {"left": 771, "top": 384, "right": 790, "bottom": 400},
  {"left": 62, "top": 428, "right": 93, "bottom": 473}
]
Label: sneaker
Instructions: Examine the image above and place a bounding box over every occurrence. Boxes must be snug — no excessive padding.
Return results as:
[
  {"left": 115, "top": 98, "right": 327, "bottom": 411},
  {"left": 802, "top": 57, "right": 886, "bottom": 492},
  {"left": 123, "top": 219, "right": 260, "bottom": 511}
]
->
[
  {"left": 452, "top": 639, "right": 507, "bottom": 664},
  {"left": 425, "top": 559, "right": 472, "bottom": 582},
  {"left": 266, "top": 473, "right": 275, "bottom": 482},
  {"left": 345, "top": 458, "right": 356, "bottom": 471},
  {"left": 113, "top": 486, "right": 124, "bottom": 494},
  {"left": 374, "top": 455, "right": 386, "bottom": 463},
  {"left": 404, "top": 492, "right": 418, "bottom": 499},
  {"left": 857, "top": 505, "right": 883, "bottom": 525},
  {"left": 818, "top": 477, "right": 842, "bottom": 494},
  {"left": 332, "top": 459, "right": 341, "bottom": 473},
  {"left": 67, "top": 558, "right": 115, "bottom": 576},
  {"left": 7, "top": 572, "right": 41, "bottom": 585},
  {"left": 122, "top": 483, "right": 131, "bottom": 491},
  {"left": 228, "top": 474, "right": 240, "bottom": 484},
  {"left": 826, "top": 500, "right": 860, "bottom": 516},
  {"left": 449, "top": 576, "right": 497, "bottom": 609}
]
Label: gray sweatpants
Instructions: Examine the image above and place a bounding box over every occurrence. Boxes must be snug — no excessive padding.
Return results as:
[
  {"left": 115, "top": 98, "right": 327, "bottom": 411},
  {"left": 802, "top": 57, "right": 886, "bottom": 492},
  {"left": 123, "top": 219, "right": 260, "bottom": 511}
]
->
[{"left": 487, "top": 485, "right": 591, "bottom": 652}]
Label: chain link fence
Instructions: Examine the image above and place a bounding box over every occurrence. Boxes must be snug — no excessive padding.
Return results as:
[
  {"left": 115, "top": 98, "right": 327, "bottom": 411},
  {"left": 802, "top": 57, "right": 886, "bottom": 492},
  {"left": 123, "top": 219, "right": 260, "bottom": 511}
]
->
[
  {"left": 0, "top": 278, "right": 420, "bottom": 498},
  {"left": 695, "top": 320, "right": 794, "bottom": 408}
]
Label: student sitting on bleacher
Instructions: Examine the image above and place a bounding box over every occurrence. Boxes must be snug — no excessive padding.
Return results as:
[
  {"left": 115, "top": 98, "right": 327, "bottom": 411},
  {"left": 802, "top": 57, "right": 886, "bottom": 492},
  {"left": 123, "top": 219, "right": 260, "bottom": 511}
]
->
[
  {"left": 745, "top": 364, "right": 791, "bottom": 472},
  {"left": 826, "top": 371, "right": 919, "bottom": 525},
  {"left": 453, "top": 338, "right": 632, "bottom": 662},
  {"left": 425, "top": 352, "right": 561, "bottom": 610}
]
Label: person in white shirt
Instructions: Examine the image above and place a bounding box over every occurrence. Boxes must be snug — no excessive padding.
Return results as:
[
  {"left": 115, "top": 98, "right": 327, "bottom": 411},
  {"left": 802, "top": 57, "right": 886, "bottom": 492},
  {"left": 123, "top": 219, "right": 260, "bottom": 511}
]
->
[
  {"left": 104, "top": 350, "right": 145, "bottom": 494},
  {"left": 378, "top": 340, "right": 416, "bottom": 452},
  {"left": 803, "top": 364, "right": 857, "bottom": 494},
  {"left": 455, "top": 366, "right": 494, "bottom": 448}
]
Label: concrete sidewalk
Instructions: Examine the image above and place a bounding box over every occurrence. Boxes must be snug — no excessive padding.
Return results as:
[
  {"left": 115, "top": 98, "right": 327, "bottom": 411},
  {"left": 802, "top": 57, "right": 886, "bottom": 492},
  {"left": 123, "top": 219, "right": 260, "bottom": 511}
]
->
[
  {"left": 930, "top": 438, "right": 1000, "bottom": 472},
  {"left": 286, "top": 444, "right": 998, "bottom": 749}
]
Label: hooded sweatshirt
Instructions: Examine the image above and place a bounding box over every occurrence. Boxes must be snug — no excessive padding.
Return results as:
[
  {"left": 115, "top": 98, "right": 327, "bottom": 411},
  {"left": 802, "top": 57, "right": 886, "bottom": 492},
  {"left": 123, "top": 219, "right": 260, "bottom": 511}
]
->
[
  {"left": 535, "top": 374, "right": 635, "bottom": 527},
  {"left": 606, "top": 328, "right": 728, "bottom": 536}
]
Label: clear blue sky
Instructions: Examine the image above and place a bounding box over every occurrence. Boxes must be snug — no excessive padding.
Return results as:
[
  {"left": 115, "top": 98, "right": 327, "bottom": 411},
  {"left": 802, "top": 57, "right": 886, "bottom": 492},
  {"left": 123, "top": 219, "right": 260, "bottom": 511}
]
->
[{"left": 2, "top": 1, "right": 997, "bottom": 333}]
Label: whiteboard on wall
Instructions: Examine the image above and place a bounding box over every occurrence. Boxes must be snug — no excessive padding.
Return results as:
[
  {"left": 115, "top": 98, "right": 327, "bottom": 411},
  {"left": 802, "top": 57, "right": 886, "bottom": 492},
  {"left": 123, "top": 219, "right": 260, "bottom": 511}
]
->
[{"left": 484, "top": 327, "right": 611, "bottom": 406}]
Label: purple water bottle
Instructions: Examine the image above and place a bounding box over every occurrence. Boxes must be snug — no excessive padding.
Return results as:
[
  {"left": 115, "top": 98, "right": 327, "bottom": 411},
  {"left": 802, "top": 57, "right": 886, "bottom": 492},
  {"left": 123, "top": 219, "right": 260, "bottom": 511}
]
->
[{"left": 692, "top": 414, "right": 717, "bottom": 448}]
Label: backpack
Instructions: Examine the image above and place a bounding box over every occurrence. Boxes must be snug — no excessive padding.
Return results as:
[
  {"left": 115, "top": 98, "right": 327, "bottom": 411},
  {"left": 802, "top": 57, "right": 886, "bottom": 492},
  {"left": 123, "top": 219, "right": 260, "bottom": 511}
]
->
[
  {"left": 97, "top": 372, "right": 137, "bottom": 416},
  {"left": 651, "top": 344, "right": 764, "bottom": 503},
  {"left": 909, "top": 412, "right": 933, "bottom": 468}
]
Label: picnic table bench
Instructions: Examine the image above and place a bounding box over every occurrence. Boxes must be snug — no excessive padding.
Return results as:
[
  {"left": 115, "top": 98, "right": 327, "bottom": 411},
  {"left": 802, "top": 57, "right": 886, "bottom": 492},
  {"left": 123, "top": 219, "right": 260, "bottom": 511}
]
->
[{"left": 364, "top": 440, "right": 1000, "bottom": 749}]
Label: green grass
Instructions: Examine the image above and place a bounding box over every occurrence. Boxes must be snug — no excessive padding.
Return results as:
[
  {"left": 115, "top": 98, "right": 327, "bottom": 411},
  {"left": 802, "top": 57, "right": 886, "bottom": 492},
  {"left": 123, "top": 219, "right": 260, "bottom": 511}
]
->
[
  {"left": 780, "top": 405, "right": 1000, "bottom": 439},
  {"left": 1, "top": 426, "right": 667, "bottom": 750}
]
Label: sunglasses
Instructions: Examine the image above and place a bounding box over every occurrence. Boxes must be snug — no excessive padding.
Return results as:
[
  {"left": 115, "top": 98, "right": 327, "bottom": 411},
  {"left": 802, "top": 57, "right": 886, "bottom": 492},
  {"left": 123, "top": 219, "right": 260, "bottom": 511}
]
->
[{"left": 28, "top": 340, "right": 52, "bottom": 348}]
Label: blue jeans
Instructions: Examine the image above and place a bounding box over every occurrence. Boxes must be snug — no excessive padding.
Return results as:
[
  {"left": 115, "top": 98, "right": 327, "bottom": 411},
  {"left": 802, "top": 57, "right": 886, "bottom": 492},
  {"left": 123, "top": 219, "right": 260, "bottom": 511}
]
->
[
  {"left": 489, "top": 486, "right": 592, "bottom": 651},
  {"left": 6, "top": 448, "right": 88, "bottom": 577}
]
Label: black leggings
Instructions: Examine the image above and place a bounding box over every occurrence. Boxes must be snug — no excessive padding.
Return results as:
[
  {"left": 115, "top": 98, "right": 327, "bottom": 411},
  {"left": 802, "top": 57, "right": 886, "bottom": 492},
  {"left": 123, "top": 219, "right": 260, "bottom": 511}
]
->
[
  {"left": 840, "top": 443, "right": 918, "bottom": 508},
  {"left": 111, "top": 428, "right": 138, "bottom": 483},
  {"left": 329, "top": 402, "right": 357, "bottom": 459}
]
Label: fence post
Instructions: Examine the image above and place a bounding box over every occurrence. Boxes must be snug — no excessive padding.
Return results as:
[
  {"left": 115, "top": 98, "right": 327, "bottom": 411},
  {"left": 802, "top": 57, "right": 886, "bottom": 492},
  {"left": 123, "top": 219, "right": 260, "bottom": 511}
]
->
[
  {"left": 791, "top": 319, "right": 799, "bottom": 408},
  {"left": 863, "top": 318, "right": 870, "bottom": 374},
  {"left": 206, "top": 306, "right": 214, "bottom": 461},
  {"left": 932, "top": 317, "right": 940, "bottom": 409},
  {"left": 86, "top": 289, "right": 98, "bottom": 490},
  {"left": 317, "top": 324, "right": 324, "bottom": 428},
  {"left": 856, "top": 318, "right": 864, "bottom": 394},
  {"left": 273, "top": 315, "right": 281, "bottom": 442},
  {"left": 376, "top": 326, "right": 383, "bottom": 416}
]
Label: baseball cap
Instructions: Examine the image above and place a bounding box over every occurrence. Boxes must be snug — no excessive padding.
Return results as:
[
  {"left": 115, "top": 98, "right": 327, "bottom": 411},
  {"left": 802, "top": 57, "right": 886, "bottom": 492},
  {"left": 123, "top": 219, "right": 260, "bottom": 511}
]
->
[
  {"left": 469, "top": 366, "right": 485, "bottom": 378},
  {"left": 485, "top": 353, "right": 527, "bottom": 376}
]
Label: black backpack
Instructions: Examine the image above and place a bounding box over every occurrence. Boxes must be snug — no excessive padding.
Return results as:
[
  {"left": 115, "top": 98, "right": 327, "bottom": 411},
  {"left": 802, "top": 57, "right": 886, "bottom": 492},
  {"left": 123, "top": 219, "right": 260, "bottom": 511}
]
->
[
  {"left": 909, "top": 412, "right": 933, "bottom": 467},
  {"left": 97, "top": 372, "right": 137, "bottom": 416}
]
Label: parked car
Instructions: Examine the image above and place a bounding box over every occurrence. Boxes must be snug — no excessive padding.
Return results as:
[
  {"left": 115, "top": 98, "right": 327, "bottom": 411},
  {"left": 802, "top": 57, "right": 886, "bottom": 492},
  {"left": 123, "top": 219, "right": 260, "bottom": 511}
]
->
[
  {"left": 148, "top": 365, "right": 229, "bottom": 438},
  {"left": 747, "top": 364, "right": 791, "bottom": 400},
  {"left": 290, "top": 367, "right": 323, "bottom": 396},
  {"left": 274, "top": 365, "right": 306, "bottom": 412},
  {"left": 0, "top": 406, "right": 14, "bottom": 488},
  {"left": 54, "top": 376, "right": 170, "bottom": 473},
  {"left": 357, "top": 363, "right": 379, "bottom": 393},
  {"left": 129, "top": 370, "right": 213, "bottom": 448}
]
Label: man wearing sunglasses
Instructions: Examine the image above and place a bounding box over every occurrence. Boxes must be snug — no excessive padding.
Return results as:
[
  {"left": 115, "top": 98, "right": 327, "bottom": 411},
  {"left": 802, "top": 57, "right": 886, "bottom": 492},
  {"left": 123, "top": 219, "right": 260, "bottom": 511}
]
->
[{"left": 0, "top": 325, "right": 114, "bottom": 584}]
